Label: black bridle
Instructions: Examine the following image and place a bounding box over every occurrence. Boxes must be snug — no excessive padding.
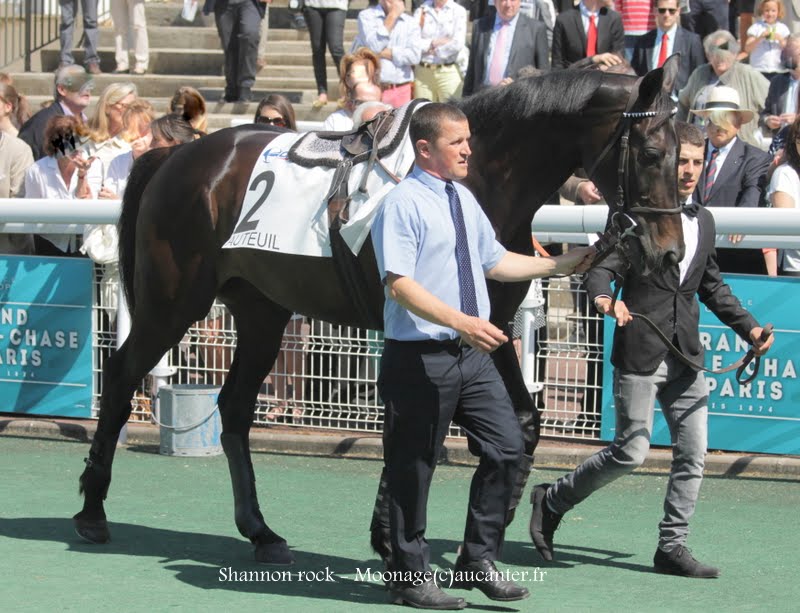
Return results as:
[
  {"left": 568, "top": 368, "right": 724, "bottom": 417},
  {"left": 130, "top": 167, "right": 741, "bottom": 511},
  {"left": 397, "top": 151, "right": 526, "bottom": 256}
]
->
[
  {"left": 582, "top": 80, "right": 773, "bottom": 384},
  {"left": 585, "top": 78, "right": 681, "bottom": 269}
]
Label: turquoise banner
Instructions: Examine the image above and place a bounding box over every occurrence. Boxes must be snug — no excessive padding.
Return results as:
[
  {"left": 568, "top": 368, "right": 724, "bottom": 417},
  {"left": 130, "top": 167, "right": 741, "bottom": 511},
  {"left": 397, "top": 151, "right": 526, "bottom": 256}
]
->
[
  {"left": 601, "top": 275, "right": 800, "bottom": 455},
  {"left": 0, "top": 256, "right": 93, "bottom": 417}
]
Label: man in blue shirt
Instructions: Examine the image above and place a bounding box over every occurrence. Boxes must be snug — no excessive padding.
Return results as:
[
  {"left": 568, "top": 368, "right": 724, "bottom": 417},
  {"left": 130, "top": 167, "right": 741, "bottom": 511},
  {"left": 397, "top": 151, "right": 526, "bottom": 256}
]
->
[{"left": 371, "top": 102, "right": 594, "bottom": 609}]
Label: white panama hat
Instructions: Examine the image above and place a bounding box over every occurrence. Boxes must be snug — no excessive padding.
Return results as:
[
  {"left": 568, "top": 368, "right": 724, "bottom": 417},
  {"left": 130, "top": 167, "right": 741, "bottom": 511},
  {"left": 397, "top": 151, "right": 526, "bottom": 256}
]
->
[{"left": 689, "top": 86, "right": 755, "bottom": 123}]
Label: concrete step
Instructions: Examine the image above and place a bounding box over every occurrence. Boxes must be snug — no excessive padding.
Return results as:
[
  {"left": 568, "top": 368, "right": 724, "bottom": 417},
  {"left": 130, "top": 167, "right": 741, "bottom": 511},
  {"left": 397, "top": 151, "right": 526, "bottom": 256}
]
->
[
  {"left": 97, "top": 26, "right": 355, "bottom": 54},
  {"left": 14, "top": 71, "right": 335, "bottom": 98},
  {"left": 142, "top": 2, "right": 361, "bottom": 34},
  {"left": 40, "top": 48, "right": 341, "bottom": 79},
  {"left": 24, "top": 94, "right": 340, "bottom": 122}
]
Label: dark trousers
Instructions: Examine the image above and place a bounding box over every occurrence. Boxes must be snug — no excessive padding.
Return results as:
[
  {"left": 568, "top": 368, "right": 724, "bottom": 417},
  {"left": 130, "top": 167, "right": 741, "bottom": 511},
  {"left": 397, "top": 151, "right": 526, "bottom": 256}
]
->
[
  {"left": 378, "top": 340, "right": 524, "bottom": 574},
  {"left": 687, "top": 0, "right": 730, "bottom": 40},
  {"left": 303, "top": 7, "right": 345, "bottom": 95},
  {"left": 214, "top": 0, "right": 261, "bottom": 97}
]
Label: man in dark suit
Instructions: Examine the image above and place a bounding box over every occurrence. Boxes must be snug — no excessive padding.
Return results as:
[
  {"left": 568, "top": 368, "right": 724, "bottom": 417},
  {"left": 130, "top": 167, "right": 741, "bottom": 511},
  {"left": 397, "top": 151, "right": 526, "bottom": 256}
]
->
[
  {"left": 463, "top": 0, "right": 549, "bottom": 96},
  {"left": 759, "top": 33, "right": 800, "bottom": 141},
  {"left": 530, "top": 121, "right": 774, "bottom": 578},
  {"left": 551, "top": 0, "right": 625, "bottom": 69},
  {"left": 631, "top": 0, "right": 704, "bottom": 95},
  {"left": 691, "top": 86, "right": 772, "bottom": 274},
  {"left": 18, "top": 65, "right": 94, "bottom": 161}
]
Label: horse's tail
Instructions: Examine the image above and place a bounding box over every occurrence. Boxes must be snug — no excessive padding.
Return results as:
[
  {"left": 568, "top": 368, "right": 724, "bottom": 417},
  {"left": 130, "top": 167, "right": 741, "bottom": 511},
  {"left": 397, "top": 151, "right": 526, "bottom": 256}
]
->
[{"left": 118, "top": 147, "right": 176, "bottom": 315}]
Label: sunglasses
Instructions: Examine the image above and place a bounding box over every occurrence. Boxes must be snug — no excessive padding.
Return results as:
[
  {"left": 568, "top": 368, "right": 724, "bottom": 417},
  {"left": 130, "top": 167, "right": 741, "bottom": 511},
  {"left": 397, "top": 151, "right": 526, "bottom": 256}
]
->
[
  {"left": 256, "top": 115, "right": 286, "bottom": 127},
  {"left": 657, "top": 7, "right": 678, "bottom": 14}
]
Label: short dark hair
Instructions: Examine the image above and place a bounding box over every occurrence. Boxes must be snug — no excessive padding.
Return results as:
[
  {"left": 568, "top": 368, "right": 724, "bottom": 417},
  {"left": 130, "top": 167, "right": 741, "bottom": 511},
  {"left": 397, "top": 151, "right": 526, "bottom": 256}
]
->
[
  {"left": 675, "top": 121, "right": 705, "bottom": 149},
  {"left": 150, "top": 113, "right": 201, "bottom": 146},
  {"left": 409, "top": 103, "right": 467, "bottom": 153},
  {"left": 786, "top": 116, "right": 800, "bottom": 174}
]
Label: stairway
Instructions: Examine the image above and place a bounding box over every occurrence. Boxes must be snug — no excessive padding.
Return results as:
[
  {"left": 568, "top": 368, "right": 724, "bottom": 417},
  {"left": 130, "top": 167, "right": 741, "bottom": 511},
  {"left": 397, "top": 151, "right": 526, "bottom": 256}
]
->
[{"left": 10, "top": 0, "right": 367, "bottom": 131}]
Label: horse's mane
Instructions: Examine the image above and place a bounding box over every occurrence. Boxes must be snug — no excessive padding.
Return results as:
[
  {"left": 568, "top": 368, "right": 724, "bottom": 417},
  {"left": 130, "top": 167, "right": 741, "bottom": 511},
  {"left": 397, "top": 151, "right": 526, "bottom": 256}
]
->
[
  {"left": 459, "top": 70, "right": 604, "bottom": 129},
  {"left": 457, "top": 70, "right": 611, "bottom": 154}
]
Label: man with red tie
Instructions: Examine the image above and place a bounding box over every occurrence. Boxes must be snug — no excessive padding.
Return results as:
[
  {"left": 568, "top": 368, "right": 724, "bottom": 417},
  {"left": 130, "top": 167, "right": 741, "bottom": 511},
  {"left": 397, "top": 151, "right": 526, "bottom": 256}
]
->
[
  {"left": 551, "top": 0, "right": 625, "bottom": 69},
  {"left": 632, "top": 0, "right": 704, "bottom": 96}
]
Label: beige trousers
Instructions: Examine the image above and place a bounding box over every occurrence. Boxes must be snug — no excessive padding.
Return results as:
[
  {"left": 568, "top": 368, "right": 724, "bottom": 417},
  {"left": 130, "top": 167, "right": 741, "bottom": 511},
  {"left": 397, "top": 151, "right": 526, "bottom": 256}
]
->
[
  {"left": 111, "top": 0, "right": 149, "bottom": 70},
  {"left": 413, "top": 63, "right": 463, "bottom": 102}
]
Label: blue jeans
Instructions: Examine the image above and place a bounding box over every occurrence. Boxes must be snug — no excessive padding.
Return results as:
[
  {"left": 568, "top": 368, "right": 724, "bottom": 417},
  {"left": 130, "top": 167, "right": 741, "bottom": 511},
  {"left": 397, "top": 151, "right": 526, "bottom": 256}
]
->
[{"left": 547, "top": 353, "right": 709, "bottom": 551}]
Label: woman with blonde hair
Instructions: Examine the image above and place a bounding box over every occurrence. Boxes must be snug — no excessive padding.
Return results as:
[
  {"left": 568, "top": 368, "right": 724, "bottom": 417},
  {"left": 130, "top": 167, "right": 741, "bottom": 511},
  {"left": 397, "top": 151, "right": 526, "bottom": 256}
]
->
[
  {"left": 83, "top": 82, "right": 138, "bottom": 169},
  {"left": 0, "top": 82, "right": 32, "bottom": 136},
  {"left": 101, "top": 99, "right": 156, "bottom": 199},
  {"left": 169, "top": 86, "right": 208, "bottom": 134},
  {"left": 337, "top": 47, "right": 381, "bottom": 102}
]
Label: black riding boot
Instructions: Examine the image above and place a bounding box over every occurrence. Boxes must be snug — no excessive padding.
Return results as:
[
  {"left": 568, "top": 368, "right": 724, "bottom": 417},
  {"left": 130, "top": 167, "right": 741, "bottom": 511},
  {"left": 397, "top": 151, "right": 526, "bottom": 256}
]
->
[{"left": 506, "top": 454, "right": 533, "bottom": 526}]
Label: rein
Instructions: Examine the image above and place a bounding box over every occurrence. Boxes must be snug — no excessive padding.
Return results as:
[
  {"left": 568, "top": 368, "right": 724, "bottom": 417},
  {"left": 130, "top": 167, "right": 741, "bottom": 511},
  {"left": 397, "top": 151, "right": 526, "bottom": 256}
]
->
[{"left": 607, "top": 277, "right": 774, "bottom": 385}]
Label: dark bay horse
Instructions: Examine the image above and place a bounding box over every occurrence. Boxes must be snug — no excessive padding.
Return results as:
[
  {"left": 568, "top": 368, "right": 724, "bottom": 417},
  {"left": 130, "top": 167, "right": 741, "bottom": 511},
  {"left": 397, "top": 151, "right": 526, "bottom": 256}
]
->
[{"left": 73, "top": 57, "right": 682, "bottom": 564}]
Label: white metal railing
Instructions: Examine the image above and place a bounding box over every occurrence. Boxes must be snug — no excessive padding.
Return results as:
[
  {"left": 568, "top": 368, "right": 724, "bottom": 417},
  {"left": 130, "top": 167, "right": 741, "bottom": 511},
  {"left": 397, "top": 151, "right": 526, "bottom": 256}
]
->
[{"left": 3, "top": 200, "right": 800, "bottom": 440}]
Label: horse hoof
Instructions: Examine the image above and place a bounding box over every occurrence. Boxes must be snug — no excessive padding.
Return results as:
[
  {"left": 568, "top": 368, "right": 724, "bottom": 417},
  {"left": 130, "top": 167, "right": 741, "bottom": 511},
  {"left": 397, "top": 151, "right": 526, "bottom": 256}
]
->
[
  {"left": 255, "top": 539, "right": 294, "bottom": 566},
  {"left": 73, "top": 517, "right": 111, "bottom": 544}
]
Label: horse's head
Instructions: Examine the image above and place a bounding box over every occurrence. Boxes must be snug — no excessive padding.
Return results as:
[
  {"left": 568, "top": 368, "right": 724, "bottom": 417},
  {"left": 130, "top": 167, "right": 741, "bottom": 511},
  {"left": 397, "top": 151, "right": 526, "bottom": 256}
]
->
[{"left": 589, "top": 55, "right": 684, "bottom": 276}]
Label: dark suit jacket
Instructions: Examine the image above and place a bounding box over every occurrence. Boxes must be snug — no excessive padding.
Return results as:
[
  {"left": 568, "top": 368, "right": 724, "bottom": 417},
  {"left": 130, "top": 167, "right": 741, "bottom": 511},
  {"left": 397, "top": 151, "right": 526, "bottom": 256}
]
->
[
  {"left": 551, "top": 6, "right": 624, "bottom": 69},
  {"left": 631, "top": 27, "right": 704, "bottom": 94},
  {"left": 695, "top": 137, "right": 771, "bottom": 209},
  {"left": 18, "top": 101, "right": 65, "bottom": 161},
  {"left": 695, "top": 137, "right": 771, "bottom": 274},
  {"left": 759, "top": 73, "right": 794, "bottom": 133},
  {"left": 585, "top": 207, "right": 759, "bottom": 374},
  {"left": 463, "top": 13, "right": 550, "bottom": 96}
]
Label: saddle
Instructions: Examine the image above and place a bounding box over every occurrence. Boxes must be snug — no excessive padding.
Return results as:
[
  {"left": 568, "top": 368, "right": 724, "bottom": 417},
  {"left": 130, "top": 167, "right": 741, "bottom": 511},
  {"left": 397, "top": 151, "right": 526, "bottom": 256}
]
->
[{"left": 287, "top": 99, "right": 425, "bottom": 329}]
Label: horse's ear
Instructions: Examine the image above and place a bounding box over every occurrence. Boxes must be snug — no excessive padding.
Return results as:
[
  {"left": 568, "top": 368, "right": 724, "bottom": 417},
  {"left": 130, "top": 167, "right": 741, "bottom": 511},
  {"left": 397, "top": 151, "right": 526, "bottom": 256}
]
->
[{"left": 638, "top": 54, "right": 680, "bottom": 107}]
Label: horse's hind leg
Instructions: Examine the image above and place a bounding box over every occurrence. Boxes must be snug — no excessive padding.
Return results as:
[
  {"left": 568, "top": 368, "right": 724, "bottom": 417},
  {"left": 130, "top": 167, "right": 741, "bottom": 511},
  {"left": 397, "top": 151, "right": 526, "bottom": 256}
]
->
[
  {"left": 73, "top": 305, "right": 198, "bottom": 543},
  {"left": 216, "top": 280, "right": 293, "bottom": 564}
]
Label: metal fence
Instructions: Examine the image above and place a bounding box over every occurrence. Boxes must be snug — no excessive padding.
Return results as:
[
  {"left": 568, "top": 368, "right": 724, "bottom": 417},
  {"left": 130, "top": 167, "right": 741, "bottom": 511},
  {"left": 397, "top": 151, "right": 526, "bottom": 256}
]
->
[
  {"left": 1, "top": 0, "right": 111, "bottom": 70},
  {"left": 98, "top": 270, "right": 605, "bottom": 441}
]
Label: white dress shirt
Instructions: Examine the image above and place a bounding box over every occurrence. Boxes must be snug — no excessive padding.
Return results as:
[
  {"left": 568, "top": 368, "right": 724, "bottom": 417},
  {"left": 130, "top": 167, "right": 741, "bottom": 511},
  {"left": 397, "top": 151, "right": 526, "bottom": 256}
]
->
[
  {"left": 358, "top": 5, "right": 422, "bottom": 85},
  {"left": 706, "top": 137, "right": 737, "bottom": 185},
  {"left": 24, "top": 155, "right": 103, "bottom": 252},
  {"left": 414, "top": 0, "right": 468, "bottom": 65},
  {"left": 651, "top": 25, "right": 678, "bottom": 71},
  {"left": 679, "top": 198, "right": 699, "bottom": 284}
]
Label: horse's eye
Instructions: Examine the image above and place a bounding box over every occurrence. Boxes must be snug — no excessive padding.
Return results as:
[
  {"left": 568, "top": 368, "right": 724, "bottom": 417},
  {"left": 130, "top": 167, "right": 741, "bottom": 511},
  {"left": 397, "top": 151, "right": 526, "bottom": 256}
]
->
[{"left": 641, "top": 148, "right": 662, "bottom": 164}]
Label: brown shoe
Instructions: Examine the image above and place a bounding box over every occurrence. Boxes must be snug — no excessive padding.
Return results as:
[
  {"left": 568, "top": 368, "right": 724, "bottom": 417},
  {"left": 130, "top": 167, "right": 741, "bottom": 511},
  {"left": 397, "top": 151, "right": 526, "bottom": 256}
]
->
[{"left": 86, "top": 62, "right": 102, "bottom": 75}]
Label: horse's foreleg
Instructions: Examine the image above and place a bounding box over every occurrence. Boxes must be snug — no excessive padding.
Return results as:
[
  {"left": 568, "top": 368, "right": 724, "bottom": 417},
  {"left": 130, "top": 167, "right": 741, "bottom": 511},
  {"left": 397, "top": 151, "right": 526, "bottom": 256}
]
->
[{"left": 218, "top": 284, "right": 293, "bottom": 564}]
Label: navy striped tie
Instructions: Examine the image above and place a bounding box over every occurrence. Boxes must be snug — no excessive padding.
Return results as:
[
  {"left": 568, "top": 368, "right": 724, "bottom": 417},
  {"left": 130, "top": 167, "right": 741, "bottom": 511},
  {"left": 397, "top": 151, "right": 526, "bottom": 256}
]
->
[
  {"left": 704, "top": 148, "right": 719, "bottom": 201},
  {"left": 445, "top": 181, "right": 479, "bottom": 317}
]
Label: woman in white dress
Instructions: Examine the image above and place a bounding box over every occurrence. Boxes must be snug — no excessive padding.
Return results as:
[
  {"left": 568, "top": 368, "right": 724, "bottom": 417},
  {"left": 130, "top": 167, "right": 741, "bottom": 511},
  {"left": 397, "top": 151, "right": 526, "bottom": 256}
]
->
[{"left": 767, "top": 115, "right": 800, "bottom": 276}]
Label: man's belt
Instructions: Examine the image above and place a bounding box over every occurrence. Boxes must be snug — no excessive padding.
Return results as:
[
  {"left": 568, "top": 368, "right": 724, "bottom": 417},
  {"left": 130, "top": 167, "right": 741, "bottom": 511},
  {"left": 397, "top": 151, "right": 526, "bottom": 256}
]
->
[{"left": 418, "top": 61, "right": 457, "bottom": 69}]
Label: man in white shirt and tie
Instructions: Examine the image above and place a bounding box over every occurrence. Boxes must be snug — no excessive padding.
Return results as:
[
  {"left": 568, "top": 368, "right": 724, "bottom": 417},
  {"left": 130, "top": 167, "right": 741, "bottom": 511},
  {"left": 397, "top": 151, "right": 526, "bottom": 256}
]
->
[
  {"left": 631, "top": 0, "right": 704, "bottom": 96},
  {"left": 463, "top": 0, "right": 549, "bottom": 96}
]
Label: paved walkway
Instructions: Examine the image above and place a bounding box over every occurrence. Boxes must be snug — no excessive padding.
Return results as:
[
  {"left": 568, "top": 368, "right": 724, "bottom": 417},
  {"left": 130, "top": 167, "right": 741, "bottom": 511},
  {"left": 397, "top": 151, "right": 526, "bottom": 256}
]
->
[{"left": 1, "top": 435, "right": 799, "bottom": 612}]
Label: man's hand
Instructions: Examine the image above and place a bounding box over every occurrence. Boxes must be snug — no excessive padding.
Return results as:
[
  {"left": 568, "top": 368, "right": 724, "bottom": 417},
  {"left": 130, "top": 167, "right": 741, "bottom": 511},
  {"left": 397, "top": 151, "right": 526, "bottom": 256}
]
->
[
  {"left": 553, "top": 245, "right": 597, "bottom": 275},
  {"left": 592, "top": 52, "right": 623, "bottom": 68},
  {"left": 728, "top": 234, "right": 745, "bottom": 244},
  {"left": 455, "top": 315, "right": 508, "bottom": 353},
  {"left": 577, "top": 180, "right": 603, "bottom": 204},
  {"left": 594, "top": 296, "right": 633, "bottom": 327},
  {"left": 765, "top": 115, "right": 782, "bottom": 130},
  {"left": 749, "top": 326, "right": 775, "bottom": 355}
]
